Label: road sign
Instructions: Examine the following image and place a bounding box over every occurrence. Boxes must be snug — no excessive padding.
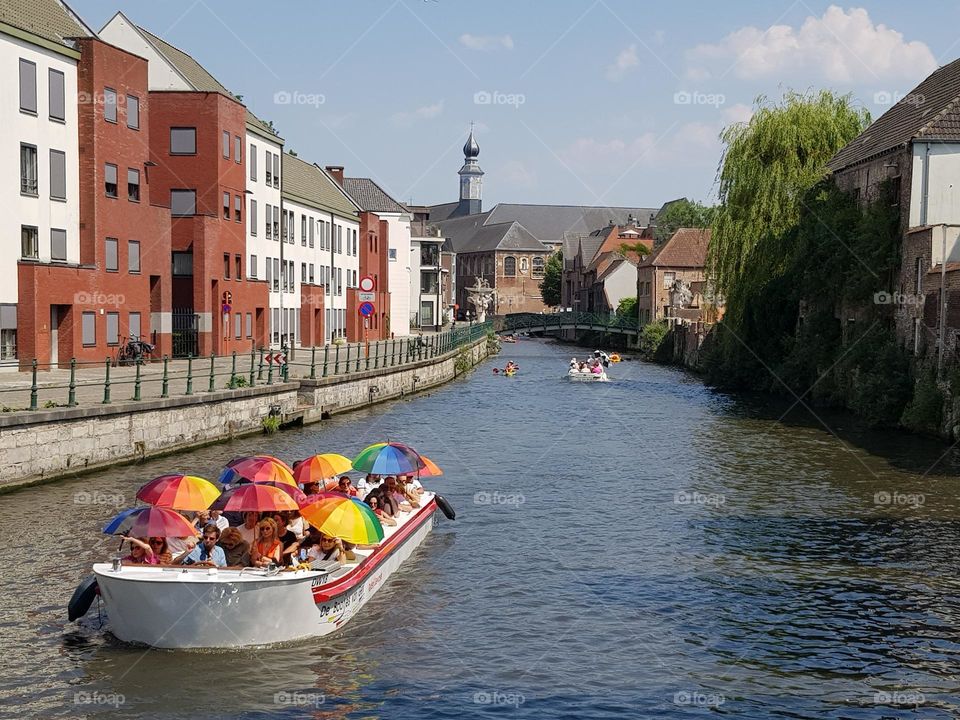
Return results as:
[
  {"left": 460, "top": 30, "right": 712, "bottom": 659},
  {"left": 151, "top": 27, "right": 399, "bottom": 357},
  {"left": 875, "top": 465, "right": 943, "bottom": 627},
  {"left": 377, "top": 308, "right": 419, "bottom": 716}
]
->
[
  {"left": 358, "top": 301, "right": 375, "bottom": 317},
  {"left": 359, "top": 276, "right": 375, "bottom": 292},
  {"left": 358, "top": 291, "right": 375, "bottom": 302},
  {"left": 266, "top": 353, "right": 286, "bottom": 365}
]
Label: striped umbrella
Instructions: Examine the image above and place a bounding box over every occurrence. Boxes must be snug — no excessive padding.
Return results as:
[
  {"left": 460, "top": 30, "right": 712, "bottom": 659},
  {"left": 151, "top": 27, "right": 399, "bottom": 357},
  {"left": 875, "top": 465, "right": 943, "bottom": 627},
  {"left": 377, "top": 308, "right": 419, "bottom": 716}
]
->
[
  {"left": 136, "top": 474, "right": 220, "bottom": 511},
  {"left": 255, "top": 481, "right": 307, "bottom": 506},
  {"left": 209, "top": 483, "right": 299, "bottom": 512},
  {"left": 300, "top": 493, "right": 384, "bottom": 545},
  {"left": 293, "top": 454, "right": 353, "bottom": 485},
  {"left": 103, "top": 507, "right": 197, "bottom": 538},
  {"left": 217, "top": 456, "right": 296, "bottom": 487},
  {"left": 417, "top": 455, "right": 443, "bottom": 477},
  {"left": 352, "top": 442, "right": 425, "bottom": 476}
]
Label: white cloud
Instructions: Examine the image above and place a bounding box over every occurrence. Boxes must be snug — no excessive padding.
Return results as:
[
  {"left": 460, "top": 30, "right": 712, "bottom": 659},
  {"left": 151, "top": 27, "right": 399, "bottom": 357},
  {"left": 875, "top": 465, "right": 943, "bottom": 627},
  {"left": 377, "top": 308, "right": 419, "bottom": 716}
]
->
[
  {"left": 686, "top": 6, "right": 936, "bottom": 84},
  {"left": 606, "top": 44, "right": 639, "bottom": 81},
  {"left": 459, "top": 33, "right": 514, "bottom": 51},
  {"left": 392, "top": 101, "right": 444, "bottom": 127}
]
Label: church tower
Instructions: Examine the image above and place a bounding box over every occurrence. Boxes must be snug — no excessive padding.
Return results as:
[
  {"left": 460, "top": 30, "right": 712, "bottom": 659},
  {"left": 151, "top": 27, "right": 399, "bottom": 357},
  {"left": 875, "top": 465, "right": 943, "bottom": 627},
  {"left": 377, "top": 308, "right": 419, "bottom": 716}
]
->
[{"left": 456, "top": 127, "right": 483, "bottom": 216}]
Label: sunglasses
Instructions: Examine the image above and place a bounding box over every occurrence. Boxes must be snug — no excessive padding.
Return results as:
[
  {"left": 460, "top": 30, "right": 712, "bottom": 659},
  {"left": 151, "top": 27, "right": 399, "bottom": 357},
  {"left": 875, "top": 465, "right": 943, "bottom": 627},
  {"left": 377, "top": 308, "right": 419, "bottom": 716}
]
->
[{"left": 149, "top": 539, "right": 164, "bottom": 545}]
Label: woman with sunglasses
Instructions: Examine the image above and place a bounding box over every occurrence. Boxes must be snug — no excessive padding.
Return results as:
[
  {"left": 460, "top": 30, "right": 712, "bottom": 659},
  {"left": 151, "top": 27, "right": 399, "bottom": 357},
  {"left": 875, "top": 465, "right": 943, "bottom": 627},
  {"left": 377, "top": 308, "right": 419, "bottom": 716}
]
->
[
  {"left": 120, "top": 535, "right": 160, "bottom": 565},
  {"left": 250, "top": 518, "right": 282, "bottom": 567}
]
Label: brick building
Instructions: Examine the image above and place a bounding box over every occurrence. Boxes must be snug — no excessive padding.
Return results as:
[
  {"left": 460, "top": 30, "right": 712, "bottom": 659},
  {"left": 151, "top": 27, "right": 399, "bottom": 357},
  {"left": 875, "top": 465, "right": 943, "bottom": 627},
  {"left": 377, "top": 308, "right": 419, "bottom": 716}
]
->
[{"left": 636, "top": 228, "right": 710, "bottom": 324}]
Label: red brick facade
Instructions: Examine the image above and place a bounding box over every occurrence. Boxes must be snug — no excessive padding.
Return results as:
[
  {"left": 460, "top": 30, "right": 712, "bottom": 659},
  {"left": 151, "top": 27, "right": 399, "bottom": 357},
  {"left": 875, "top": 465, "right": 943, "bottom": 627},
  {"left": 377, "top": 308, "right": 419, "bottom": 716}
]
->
[{"left": 347, "top": 211, "right": 390, "bottom": 342}]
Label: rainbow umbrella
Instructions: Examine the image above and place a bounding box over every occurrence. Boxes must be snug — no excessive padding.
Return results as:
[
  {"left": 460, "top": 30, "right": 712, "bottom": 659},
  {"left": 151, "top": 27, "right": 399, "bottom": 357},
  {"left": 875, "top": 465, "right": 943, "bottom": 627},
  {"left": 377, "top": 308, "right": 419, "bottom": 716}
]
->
[
  {"left": 293, "top": 454, "right": 353, "bottom": 485},
  {"left": 417, "top": 455, "right": 443, "bottom": 478},
  {"left": 300, "top": 494, "right": 384, "bottom": 545},
  {"left": 136, "top": 474, "right": 221, "bottom": 511},
  {"left": 217, "top": 456, "right": 296, "bottom": 487},
  {"left": 352, "top": 442, "right": 425, "bottom": 476},
  {"left": 255, "top": 481, "right": 307, "bottom": 506},
  {"left": 103, "top": 507, "right": 197, "bottom": 538},
  {"left": 209, "top": 483, "right": 299, "bottom": 512}
]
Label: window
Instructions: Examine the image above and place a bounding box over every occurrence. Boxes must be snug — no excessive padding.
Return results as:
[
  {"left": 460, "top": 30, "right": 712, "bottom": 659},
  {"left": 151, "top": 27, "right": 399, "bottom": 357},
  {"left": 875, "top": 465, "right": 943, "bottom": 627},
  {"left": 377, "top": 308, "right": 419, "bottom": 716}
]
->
[
  {"left": 234, "top": 195, "right": 242, "bottom": 223},
  {"left": 20, "top": 144, "right": 38, "bottom": 195},
  {"left": 249, "top": 254, "right": 257, "bottom": 279},
  {"left": 301, "top": 263, "right": 307, "bottom": 283},
  {"left": 235, "top": 254, "right": 241, "bottom": 279},
  {"left": 337, "top": 268, "right": 342, "bottom": 295},
  {"left": 223, "top": 192, "right": 230, "bottom": 220},
  {"left": 1, "top": 305, "right": 16, "bottom": 360},
  {"left": 532, "top": 257, "right": 544, "bottom": 278},
  {"left": 389, "top": 248, "right": 397, "bottom": 261},
  {"left": 223, "top": 253, "right": 231, "bottom": 279},
  {"left": 273, "top": 207, "right": 280, "bottom": 239},
  {"left": 170, "top": 189, "right": 196, "bottom": 216},
  {"left": 222, "top": 130, "right": 230, "bottom": 158},
  {"left": 235, "top": 312, "right": 242, "bottom": 339},
  {"left": 106, "top": 312, "right": 119, "bottom": 345},
  {"left": 663, "top": 271, "right": 676, "bottom": 289},
  {"left": 273, "top": 154, "right": 280, "bottom": 187},
  {"left": 127, "top": 168, "right": 140, "bottom": 201},
  {"left": 266, "top": 256, "right": 272, "bottom": 288},
  {"left": 19, "top": 59, "right": 37, "bottom": 113},
  {"left": 50, "top": 229, "right": 67, "bottom": 262},
  {"left": 170, "top": 127, "right": 196, "bottom": 155},
  {"left": 336, "top": 226, "right": 342, "bottom": 253},
  {"left": 50, "top": 150, "right": 66, "bottom": 200},
  {"left": 250, "top": 199, "right": 257, "bottom": 236},
  {"left": 104, "top": 163, "right": 118, "bottom": 198},
  {"left": 128, "top": 240, "right": 140, "bottom": 273},
  {"left": 309, "top": 218, "right": 315, "bottom": 248},
  {"left": 104, "top": 88, "right": 117, "bottom": 123},
  {"left": 82, "top": 312, "right": 96, "bottom": 346},
  {"left": 265, "top": 151, "right": 273, "bottom": 184},
  {"left": 126, "top": 94, "right": 139, "bottom": 129},
  {"left": 234, "top": 136, "right": 241, "bottom": 163},
  {"left": 273, "top": 258, "right": 280, "bottom": 291},
  {"left": 246, "top": 312, "right": 252, "bottom": 338},
  {"left": 520, "top": 257, "right": 528, "bottom": 273},
  {"left": 172, "top": 252, "right": 193, "bottom": 276},
  {"left": 301, "top": 215, "right": 307, "bottom": 246},
  {"left": 250, "top": 143, "right": 257, "bottom": 181},
  {"left": 49, "top": 69, "right": 65, "bottom": 121},
  {"left": 129, "top": 312, "right": 141, "bottom": 341},
  {"left": 105, "top": 238, "right": 118, "bottom": 271},
  {"left": 265, "top": 204, "right": 272, "bottom": 239},
  {"left": 309, "top": 264, "right": 315, "bottom": 283},
  {"left": 503, "top": 256, "right": 516, "bottom": 277},
  {"left": 352, "top": 229, "right": 357, "bottom": 256},
  {"left": 21, "top": 226, "right": 38, "bottom": 259}
]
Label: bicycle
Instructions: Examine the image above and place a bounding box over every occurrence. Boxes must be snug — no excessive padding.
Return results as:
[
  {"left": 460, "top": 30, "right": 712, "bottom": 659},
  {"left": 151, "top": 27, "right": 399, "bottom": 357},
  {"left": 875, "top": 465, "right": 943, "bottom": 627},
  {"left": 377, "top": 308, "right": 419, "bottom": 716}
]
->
[{"left": 115, "top": 335, "right": 155, "bottom": 366}]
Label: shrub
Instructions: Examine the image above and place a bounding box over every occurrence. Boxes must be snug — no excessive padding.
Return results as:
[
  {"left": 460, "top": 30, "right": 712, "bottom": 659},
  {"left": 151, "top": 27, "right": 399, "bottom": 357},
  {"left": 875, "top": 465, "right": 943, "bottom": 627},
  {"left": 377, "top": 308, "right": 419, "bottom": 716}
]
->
[
  {"left": 261, "top": 415, "right": 281, "bottom": 434},
  {"left": 901, "top": 367, "right": 943, "bottom": 434},
  {"left": 226, "top": 375, "right": 249, "bottom": 389},
  {"left": 639, "top": 322, "right": 669, "bottom": 360}
]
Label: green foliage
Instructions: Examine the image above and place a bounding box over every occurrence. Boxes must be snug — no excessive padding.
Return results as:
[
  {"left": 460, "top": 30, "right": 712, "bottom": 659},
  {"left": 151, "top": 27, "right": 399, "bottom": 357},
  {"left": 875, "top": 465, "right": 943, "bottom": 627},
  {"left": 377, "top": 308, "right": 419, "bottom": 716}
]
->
[
  {"left": 901, "top": 368, "right": 943, "bottom": 434},
  {"left": 639, "top": 322, "right": 669, "bottom": 359},
  {"left": 617, "top": 241, "right": 651, "bottom": 256},
  {"left": 653, "top": 199, "right": 716, "bottom": 247},
  {"left": 539, "top": 251, "right": 563, "bottom": 307},
  {"left": 226, "top": 375, "right": 249, "bottom": 389},
  {"left": 486, "top": 330, "right": 501, "bottom": 356},
  {"left": 261, "top": 415, "right": 281, "bottom": 434},
  {"left": 42, "top": 400, "right": 59, "bottom": 409},
  {"left": 455, "top": 347, "right": 472, "bottom": 374},
  {"left": 708, "top": 90, "right": 870, "bottom": 321},
  {"left": 616, "top": 297, "right": 638, "bottom": 320}
]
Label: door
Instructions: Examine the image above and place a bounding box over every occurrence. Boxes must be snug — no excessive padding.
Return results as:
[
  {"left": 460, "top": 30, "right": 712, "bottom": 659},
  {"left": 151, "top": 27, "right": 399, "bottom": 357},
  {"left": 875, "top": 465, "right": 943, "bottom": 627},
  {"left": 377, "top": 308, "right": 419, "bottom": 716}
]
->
[{"left": 50, "top": 306, "right": 59, "bottom": 366}]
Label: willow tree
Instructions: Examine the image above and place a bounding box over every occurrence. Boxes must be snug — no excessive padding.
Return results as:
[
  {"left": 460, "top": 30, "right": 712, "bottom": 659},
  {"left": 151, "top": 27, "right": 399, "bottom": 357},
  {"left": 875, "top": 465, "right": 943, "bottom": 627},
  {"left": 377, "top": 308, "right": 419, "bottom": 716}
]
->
[{"left": 708, "top": 91, "right": 870, "bottom": 318}]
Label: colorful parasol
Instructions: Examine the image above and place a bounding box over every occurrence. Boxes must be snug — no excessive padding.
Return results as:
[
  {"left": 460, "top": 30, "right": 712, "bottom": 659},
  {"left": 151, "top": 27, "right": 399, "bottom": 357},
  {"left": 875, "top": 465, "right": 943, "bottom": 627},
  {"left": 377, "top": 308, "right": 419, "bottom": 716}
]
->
[
  {"left": 352, "top": 442, "right": 425, "bottom": 476},
  {"left": 417, "top": 455, "right": 443, "bottom": 477},
  {"left": 217, "top": 456, "right": 296, "bottom": 486},
  {"left": 293, "top": 454, "right": 353, "bottom": 485},
  {"left": 300, "top": 494, "right": 385, "bottom": 545},
  {"left": 135, "top": 474, "right": 221, "bottom": 511},
  {"left": 209, "top": 483, "right": 299, "bottom": 512},
  {"left": 103, "top": 506, "right": 197, "bottom": 538},
  {"left": 254, "top": 481, "right": 307, "bottom": 506}
]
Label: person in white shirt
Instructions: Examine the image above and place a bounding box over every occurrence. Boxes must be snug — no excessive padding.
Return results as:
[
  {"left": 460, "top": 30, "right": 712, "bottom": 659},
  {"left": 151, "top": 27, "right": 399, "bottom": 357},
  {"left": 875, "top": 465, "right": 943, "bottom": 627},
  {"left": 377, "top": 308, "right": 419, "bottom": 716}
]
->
[
  {"left": 210, "top": 510, "right": 229, "bottom": 532},
  {"left": 236, "top": 511, "right": 259, "bottom": 545}
]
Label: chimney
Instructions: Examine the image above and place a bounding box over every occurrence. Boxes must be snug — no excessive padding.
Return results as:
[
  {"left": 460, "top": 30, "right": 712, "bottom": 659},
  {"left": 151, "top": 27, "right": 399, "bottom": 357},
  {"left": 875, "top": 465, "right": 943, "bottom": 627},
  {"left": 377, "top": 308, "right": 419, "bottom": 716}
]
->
[{"left": 325, "top": 166, "right": 344, "bottom": 185}]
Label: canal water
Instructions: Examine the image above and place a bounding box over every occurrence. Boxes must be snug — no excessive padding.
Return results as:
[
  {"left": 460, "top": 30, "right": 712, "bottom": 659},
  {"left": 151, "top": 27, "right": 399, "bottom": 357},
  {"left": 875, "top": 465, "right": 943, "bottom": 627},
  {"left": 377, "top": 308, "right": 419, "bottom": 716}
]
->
[{"left": 2, "top": 338, "right": 960, "bottom": 719}]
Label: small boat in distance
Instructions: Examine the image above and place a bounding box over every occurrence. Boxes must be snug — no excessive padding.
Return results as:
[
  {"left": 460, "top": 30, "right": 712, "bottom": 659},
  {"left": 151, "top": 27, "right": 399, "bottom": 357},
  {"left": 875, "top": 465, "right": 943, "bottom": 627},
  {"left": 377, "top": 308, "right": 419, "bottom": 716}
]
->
[{"left": 566, "top": 357, "right": 609, "bottom": 382}]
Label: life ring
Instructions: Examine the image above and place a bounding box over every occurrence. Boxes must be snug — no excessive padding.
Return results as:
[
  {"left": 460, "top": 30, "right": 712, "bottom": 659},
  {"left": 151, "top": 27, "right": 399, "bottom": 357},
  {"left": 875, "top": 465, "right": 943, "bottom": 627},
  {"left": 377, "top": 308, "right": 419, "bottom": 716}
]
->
[
  {"left": 435, "top": 494, "right": 456, "bottom": 520},
  {"left": 68, "top": 575, "right": 99, "bottom": 621}
]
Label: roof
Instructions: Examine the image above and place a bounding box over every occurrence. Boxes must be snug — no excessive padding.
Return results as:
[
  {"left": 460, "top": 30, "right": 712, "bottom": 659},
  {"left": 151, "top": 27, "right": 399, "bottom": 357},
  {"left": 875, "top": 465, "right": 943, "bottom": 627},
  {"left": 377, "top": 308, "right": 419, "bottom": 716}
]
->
[
  {"left": 282, "top": 154, "right": 359, "bottom": 218},
  {"left": 0, "top": 0, "right": 92, "bottom": 47},
  {"left": 460, "top": 221, "right": 548, "bottom": 253},
  {"left": 134, "top": 21, "right": 282, "bottom": 141},
  {"left": 596, "top": 254, "right": 638, "bottom": 282},
  {"left": 425, "top": 201, "right": 460, "bottom": 222},
  {"left": 829, "top": 58, "right": 960, "bottom": 170},
  {"left": 342, "top": 178, "right": 406, "bottom": 214},
  {"left": 484, "top": 203, "right": 658, "bottom": 243},
  {"left": 640, "top": 228, "right": 710, "bottom": 268}
]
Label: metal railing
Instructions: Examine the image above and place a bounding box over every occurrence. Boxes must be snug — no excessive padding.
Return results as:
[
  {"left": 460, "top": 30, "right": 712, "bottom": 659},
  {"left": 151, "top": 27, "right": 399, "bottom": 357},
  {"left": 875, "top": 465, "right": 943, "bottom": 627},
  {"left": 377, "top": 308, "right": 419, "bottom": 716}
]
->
[
  {"left": 500, "top": 311, "right": 641, "bottom": 334},
  {"left": 0, "top": 322, "right": 492, "bottom": 413}
]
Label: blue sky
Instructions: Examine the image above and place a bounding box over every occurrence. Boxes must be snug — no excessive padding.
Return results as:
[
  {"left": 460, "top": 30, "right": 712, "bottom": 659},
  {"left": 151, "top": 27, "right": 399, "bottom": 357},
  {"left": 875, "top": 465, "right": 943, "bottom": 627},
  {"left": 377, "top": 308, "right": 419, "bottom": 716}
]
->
[{"left": 71, "top": 0, "right": 960, "bottom": 210}]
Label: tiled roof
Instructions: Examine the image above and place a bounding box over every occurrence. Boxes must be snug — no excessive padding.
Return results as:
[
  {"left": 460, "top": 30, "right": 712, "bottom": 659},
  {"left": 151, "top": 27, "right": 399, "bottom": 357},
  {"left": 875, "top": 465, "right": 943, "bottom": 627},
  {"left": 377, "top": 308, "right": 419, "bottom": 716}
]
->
[
  {"left": 425, "top": 201, "right": 460, "bottom": 222},
  {"left": 829, "top": 58, "right": 960, "bottom": 170},
  {"left": 460, "top": 221, "right": 548, "bottom": 253},
  {"left": 282, "top": 153, "right": 359, "bottom": 218},
  {"left": 640, "top": 228, "right": 710, "bottom": 268},
  {"left": 0, "top": 0, "right": 92, "bottom": 46},
  {"left": 485, "top": 203, "right": 658, "bottom": 244},
  {"left": 596, "top": 254, "right": 638, "bottom": 282},
  {"left": 342, "top": 178, "right": 406, "bottom": 214}
]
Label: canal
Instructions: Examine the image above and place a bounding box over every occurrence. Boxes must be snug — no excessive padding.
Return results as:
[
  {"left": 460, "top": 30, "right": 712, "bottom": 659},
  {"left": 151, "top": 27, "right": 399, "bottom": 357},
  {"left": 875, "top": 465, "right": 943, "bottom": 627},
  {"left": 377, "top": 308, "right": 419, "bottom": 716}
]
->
[{"left": 2, "top": 338, "right": 960, "bottom": 719}]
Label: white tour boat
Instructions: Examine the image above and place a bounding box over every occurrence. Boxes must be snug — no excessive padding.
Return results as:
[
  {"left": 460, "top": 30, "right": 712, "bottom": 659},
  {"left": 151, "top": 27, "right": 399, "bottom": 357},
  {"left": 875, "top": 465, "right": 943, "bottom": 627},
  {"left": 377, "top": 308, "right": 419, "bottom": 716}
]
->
[
  {"left": 71, "top": 492, "right": 454, "bottom": 649},
  {"left": 566, "top": 368, "right": 610, "bottom": 382}
]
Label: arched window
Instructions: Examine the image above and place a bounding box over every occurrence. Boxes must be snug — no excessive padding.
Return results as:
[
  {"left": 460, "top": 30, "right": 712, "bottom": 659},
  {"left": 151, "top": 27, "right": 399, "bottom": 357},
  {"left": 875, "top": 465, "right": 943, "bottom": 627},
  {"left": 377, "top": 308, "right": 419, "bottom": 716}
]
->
[
  {"left": 520, "top": 257, "right": 528, "bottom": 273},
  {"left": 532, "top": 257, "right": 545, "bottom": 278},
  {"left": 503, "top": 256, "right": 517, "bottom": 277}
]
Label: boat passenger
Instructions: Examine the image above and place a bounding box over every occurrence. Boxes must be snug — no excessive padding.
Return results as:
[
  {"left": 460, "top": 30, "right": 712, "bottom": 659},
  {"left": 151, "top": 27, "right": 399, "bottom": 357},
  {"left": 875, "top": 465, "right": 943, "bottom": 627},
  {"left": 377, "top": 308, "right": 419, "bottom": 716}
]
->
[
  {"left": 366, "top": 486, "right": 399, "bottom": 518},
  {"left": 210, "top": 509, "right": 229, "bottom": 532},
  {"left": 250, "top": 518, "right": 283, "bottom": 567},
  {"left": 177, "top": 524, "right": 227, "bottom": 567},
  {"left": 149, "top": 536, "right": 172, "bottom": 564},
  {"left": 401, "top": 473, "right": 424, "bottom": 496},
  {"left": 217, "top": 527, "right": 251, "bottom": 567},
  {"left": 394, "top": 476, "right": 421, "bottom": 508},
  {"left": 367, "top": 494, "right": 397, "bottom": 526},
  {"left": 591, "top": 363, "right": 603, "bottom": 375},
  {"left": 120, "top": 536, "right": 159, "bottom": 565},
  {"left": 303, "top": 530, "right": 347, "bottom": 566},
  {"left": 271, "top": 512, "right": 300, "bottom": 566},
  {"left": 337, "top": 476, "right": 358, "bottom": 497},
  {"left": 236, "top": 511, "right": 260, "bottom": 545},
  {"left": 286, "top": 509, "right": 307, "bottom": 540},
  {"left": 385, "top": 476, "right": 414, "bottom": 511}
]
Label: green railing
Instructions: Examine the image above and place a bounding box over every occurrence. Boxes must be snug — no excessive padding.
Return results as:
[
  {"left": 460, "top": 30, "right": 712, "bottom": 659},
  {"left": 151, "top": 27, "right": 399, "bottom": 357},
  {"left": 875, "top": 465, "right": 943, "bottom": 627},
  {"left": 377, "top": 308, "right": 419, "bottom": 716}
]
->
[
  {"left": 0, "top": 322, "right": 492, "bottom": 413},
  {"left": 500, "top": 311, "right": 640, "bottom": 335}
]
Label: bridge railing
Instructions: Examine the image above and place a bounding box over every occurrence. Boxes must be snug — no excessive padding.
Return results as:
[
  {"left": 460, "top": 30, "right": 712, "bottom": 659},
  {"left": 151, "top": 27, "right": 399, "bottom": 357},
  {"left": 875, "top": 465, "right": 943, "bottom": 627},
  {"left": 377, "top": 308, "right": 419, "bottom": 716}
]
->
[{"left": 500, "top": 311, "right": 641, "bottom": 334}]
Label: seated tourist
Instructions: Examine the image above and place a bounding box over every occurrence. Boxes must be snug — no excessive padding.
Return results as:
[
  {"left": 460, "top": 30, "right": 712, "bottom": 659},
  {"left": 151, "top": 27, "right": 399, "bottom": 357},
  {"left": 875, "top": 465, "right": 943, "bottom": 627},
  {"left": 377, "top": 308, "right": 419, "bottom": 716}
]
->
[
  {"left": 217, "top": 527, "right": 251, "bottom": 566},
  {"left": 394, "top": 476, "right": 421, "bottom": 508},
  {"left": 370, "top": 486, "right": 400, "bottom": 517},
  {"left": 306, "top": 532, "right": 347, "bottom": 566},
  {"left": 401, "top": 474, "right": 424, "bottom": 496},
  {"left": 271, "top": 512, "right": 300, "bottom": 566},
  {"left": 176, "top": 524, "right": 227, "bottom": 567},
  {"left": 236, "top": 511, "right": 260, "bottom": 545},
  {"left": 121, "top": 536, "right": 159, "bottom": 565},
  {"left": 367, "top": 493, "right": 397, "bottom": 526},
  {"left": 210, "top": 509, "right": 229, "bottom": 531},
  {"left": 337, "top": 476, "right": 357, "bottom": 497},
  {"left": 302, "top": 479, "right": 321, "bottom": 498},
  {"left": 286, "top": 509, "right": 307, "bottom": 540},
  {"left": 250, "top": 518, "right": 283, "bottom": 567},
  {"left": 148, "top": 536, "right": 172, "bottom": 564}
]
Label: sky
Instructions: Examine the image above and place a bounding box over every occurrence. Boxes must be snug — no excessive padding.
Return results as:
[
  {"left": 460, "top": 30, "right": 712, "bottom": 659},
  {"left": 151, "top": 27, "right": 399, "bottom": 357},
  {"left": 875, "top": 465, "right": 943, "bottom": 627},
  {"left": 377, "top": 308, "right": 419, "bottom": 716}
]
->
[{"left": 70, "top": 0, "right": 960, "bottom": 211}]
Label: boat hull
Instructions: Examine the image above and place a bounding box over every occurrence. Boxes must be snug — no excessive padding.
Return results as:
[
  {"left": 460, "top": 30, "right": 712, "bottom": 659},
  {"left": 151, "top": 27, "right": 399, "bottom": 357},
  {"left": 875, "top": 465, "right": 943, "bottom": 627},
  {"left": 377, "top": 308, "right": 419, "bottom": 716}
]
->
[
  {"left": 93, "top": 498, "right": 438, "bottom": 649},
  {"left": 566, "top": 371, "right": 609, "bottom": 382}
]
